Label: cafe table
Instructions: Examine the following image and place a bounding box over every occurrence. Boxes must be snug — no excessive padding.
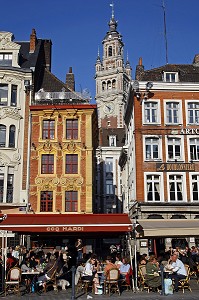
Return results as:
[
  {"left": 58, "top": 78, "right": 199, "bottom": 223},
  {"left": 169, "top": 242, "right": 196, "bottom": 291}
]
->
[{"left": 22, "top": 270, "right": 41, "bottom": 293}]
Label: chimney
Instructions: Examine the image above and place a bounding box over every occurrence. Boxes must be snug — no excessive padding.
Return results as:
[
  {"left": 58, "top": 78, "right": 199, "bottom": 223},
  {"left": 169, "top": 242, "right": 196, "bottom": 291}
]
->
[
  {"left": 44, "top": 40, "right": 52, "bottom": 71},
  {"left": 135, "top": 57, "right": 145, "bottom": 80},
  {"left": 29, "top": 28, "right": 37, "bottom": 53},
  {"left": 66, "top": 67, "right": 75, "bottom": 91}
]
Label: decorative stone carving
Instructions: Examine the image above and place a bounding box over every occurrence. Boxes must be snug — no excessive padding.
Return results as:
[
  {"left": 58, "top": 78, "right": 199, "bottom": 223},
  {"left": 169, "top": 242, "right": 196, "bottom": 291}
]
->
[
  {"left": 0, "top": 32, "right": 20, "bottom": 50},
  {"left": 35, "top": 177, "right": 43, "bottom": 185},
  {"left": 0, "top": 152, "right": 12, "bottom": 166},
  {"left": 31, "top": 156, "right": 39, "bottom": 160},
  {"left": 52, "top": 177, "right": 59, "bottom": 185},
  {"left": 60, "top": 176, "right": 83, "bottom": 190},
  {"left": 13, "top": 153, "right": 21, "bottom": 161},
  {"left": 66, "top": 141, "right": 77, "bottom": 152},
  {"left": 43, "top": 140, "right": 52, "bottom": 151},
  {"left": 0, "top": 107, "right": 22, "bottom": 120},
  {"left": 35, "top": 176, "right": 59, "bottom": 187}
]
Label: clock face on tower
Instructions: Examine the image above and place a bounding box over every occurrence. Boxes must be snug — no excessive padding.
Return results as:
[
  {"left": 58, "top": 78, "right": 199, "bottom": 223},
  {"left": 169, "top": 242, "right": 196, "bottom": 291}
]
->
[{"left": 103, "top": 102, "right": 114, "bottom": 114}]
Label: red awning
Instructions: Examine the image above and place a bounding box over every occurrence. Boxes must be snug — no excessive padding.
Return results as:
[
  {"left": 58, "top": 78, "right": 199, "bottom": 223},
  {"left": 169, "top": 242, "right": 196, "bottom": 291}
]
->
[{"left": 0, "top": 213, "right": 132, "bottom": 233}]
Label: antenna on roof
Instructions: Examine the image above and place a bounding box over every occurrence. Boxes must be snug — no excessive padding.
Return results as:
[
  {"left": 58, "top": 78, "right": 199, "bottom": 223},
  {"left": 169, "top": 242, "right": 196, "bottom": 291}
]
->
[
  {"left": 162, "top": 0, "right": 168, "bottom": 64},
  {"left": 110, "top": 2, "right": 114, "bottom": 19}
]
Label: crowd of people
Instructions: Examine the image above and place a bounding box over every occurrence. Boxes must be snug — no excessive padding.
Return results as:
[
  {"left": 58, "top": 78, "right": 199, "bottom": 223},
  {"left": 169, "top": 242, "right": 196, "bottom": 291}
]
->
[
  {"left": 138, "top": 245, "right": 199, "bottom": 293},
  {"left": 75, "top": 253, "right": 132, "bottom": 294},
  {"left": 1, "top": 241, "right": 199, "bottom": 294}
]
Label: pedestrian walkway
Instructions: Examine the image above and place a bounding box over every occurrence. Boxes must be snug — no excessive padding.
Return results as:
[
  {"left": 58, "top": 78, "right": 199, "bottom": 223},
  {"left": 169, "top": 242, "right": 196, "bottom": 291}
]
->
[{"left": 0, "top": 279, "right": 198, "bottom": 300}]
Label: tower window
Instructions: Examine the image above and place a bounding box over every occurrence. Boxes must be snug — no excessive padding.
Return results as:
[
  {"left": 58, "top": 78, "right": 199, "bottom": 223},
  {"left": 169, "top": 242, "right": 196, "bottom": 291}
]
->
[{"left": 108, "top": 46, "right": 113, "bottom": 57}]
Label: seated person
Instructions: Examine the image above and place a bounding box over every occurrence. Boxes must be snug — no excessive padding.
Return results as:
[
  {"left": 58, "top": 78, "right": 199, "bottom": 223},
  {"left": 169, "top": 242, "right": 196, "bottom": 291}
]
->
[
  {"left": 75, "top": 260, "right": 85, "bottom": 285},
  {"left": 29, "top": 254, "right": 38, "bottom": 270},
  {"left": 100, "top": 256, "right": 117, "bottom": 284},
  {"left": 119, "top": 257, "right": 132, "bottom": 285},
  {"left": 168, "top": 253, "right": 187, "bottom": 292},
  {"left": 139, "top": 254, "right": 148, "bottom": 265},
  {"left": 119, "top": 257, "right": 131, "bottom": 279},
  {"left": 82, "top": 255, "right": 99, "bottom": 294},
  {"left": 20, "top": 257, "right": 31, "bottom": 272},
  {"left": 6, "top": 253, "right": 17, "bottom": 271},
  {"left": 115, "top": 254, "right": 122, "bottom": 269},
  {"left": 145, "top": 255, "right": 161, "bottom": 292},
  {"left": 38, "top": 255, "right": 58, "bottom": 283}
]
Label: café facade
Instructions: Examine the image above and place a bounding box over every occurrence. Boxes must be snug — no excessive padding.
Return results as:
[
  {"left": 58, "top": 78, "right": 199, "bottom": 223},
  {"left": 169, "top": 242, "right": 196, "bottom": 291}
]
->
[{"left": 0, "top": 213, "right": 133, "bottom": 257}]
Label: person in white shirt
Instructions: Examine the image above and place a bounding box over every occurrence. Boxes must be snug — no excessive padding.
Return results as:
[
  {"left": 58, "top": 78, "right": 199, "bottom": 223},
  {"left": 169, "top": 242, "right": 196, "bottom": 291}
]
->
[{"left": 169, "top": 254, "right": 187, "bottom": 292}]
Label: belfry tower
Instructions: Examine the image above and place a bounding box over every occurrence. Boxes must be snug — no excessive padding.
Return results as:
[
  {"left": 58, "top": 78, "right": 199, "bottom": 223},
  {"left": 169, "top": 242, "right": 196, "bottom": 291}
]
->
[{"left": 95, "top": 4, "right": 132, "bottom": 213}]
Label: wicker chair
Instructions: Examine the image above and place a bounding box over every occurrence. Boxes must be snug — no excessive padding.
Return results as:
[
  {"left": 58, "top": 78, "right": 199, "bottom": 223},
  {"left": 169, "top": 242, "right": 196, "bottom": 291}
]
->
[
  {"left": 178, "top": 264, "right": 192, "bottom": 293},
  {"left": 138, "top": 265, "right": 150, "bottom": 293},
  {"left": 5, "top": 267, "right": 21, "bottom": 296},
  {"left": 104, "top": 268, "right": 120, "bottom": 296}
]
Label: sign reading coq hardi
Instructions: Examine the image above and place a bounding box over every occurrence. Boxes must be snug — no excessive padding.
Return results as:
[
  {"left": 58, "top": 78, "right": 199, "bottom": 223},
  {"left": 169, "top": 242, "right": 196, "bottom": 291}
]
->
[{"left": 156, "top": 163, "right": 195, "bottom": 172}]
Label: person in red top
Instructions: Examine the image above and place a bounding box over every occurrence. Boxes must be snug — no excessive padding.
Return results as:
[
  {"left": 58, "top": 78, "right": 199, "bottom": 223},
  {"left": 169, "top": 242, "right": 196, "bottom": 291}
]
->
[{"left": 6, "top": 253, "right": 17, "bottom": 271}]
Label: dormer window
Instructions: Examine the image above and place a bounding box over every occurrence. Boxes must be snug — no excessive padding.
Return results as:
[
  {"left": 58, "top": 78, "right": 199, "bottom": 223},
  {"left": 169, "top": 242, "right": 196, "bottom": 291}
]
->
[
  {"left": 164, "top": 72, "right": 178, "bottom": 82},
  {"left": 0, "top": 53, "right": 12, "bottom": 66}
]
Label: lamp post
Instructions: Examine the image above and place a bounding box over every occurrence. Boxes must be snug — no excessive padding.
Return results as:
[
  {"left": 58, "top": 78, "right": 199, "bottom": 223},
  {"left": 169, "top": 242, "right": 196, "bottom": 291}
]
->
[{"left": 0, "top": 214, "right": 7, "bottom": 293}]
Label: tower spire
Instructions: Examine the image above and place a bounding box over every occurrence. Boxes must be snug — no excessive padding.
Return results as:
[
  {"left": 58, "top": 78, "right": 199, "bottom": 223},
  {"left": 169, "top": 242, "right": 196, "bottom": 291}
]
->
[{"left": 110, "top": 2, "right": 114, "bottom": 19}]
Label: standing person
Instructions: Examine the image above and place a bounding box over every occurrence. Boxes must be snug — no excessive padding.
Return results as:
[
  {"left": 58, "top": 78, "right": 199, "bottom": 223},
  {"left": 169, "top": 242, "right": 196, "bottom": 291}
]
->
[{"left": 75, "top": 239, "right": 83, "bottom": 262}]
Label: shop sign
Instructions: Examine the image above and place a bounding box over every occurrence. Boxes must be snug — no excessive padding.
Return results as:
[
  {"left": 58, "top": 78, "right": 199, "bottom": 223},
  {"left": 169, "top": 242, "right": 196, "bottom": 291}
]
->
[
  {"left": 179, "top": 128, "right": 199, "bottom": 135},
  {"left": 156, "top": 163, "right": 195, "bottom": 172},
  {"left": 46, "top": 226, "right": 84, "bottom": 232}
]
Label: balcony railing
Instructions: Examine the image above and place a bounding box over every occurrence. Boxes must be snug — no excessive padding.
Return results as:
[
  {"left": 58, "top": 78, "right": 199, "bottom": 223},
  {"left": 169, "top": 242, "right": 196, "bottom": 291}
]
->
[
  {"left": 33, "top": 90, "right": 91, "bottom": 105},
  {"left": 0, "top": 187, "right": 13, "bottom": 203},
  {"left": 6, "top": 187, "right": 13, "bottom": 203}
]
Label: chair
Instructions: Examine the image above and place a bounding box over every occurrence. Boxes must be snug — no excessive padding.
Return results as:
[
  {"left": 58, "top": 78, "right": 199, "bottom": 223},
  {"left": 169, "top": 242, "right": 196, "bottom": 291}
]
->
[
  {"left": 104, "top": 268, "right": 120, "bottom": 296},
  {"left": 37, "top": 268, "right": 58, "bottom": 294},
  {"left": 178, "top": 264, "right": 192, "bottom": 293},
  {"left": 44, "top": 268, "right": 58, "bottom": 292},
  {"left": 5, "top": 267, "right": 21, "bottom": 296},
  {"left": 120, "top": 267, "right": 133, "bottom": 291},
  {"left": 138, "top": 265, "right": 150, "bottom": 293}
]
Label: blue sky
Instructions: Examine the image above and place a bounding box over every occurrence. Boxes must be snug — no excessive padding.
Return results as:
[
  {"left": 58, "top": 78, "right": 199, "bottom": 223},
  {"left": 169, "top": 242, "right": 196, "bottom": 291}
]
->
[{"left": 1, "top": 0, "right": 199, "bottom": 101}]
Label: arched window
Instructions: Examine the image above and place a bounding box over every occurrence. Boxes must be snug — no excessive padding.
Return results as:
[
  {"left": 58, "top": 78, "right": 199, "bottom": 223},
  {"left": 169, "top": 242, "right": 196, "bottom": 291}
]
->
[
  {"left": 147, "top": 214, "right": 164, "bottom": 219},
  {"left": 102, "top": 81, "right": 106, "bottom": 91},
  {"left": 9, "top": 125, "right": 15, "bottom": 148},
  {"left": 0, "top": 125, "right": 6, "bottom": 147},
  {"left": 107, "top": 81, "right": 111, "bottom": 90},
  {"left": 112, "top": 79, "right": 116, "bottom": 89},
  {"left": 108, "top": 46, "right": 112, "bottom": 57},
  {"left": 170, "top": 215, "right": 186, "bottom": 219}
]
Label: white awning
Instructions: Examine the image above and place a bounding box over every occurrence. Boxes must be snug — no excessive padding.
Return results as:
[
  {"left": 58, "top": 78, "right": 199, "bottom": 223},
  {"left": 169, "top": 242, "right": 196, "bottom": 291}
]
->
[{"left": 138, "top": 219, "right": 199, "bottom": 237}]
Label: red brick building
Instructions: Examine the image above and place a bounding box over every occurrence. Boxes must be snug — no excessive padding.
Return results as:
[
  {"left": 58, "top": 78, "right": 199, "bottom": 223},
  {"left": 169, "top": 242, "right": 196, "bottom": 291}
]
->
[{"left": 120, "top": 57, "right": 199, "bottom": 254}]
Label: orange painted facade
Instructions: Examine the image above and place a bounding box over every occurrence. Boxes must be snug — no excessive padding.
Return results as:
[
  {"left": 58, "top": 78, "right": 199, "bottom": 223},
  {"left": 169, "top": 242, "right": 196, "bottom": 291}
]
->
[{"left": 29, "top": 104, "right": 97, "bottom": 214}]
